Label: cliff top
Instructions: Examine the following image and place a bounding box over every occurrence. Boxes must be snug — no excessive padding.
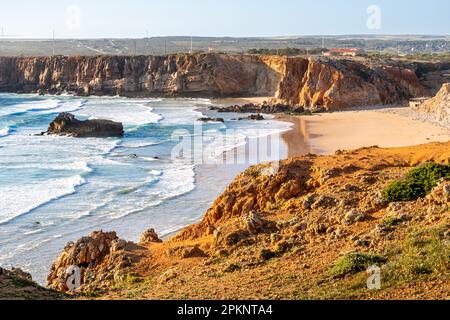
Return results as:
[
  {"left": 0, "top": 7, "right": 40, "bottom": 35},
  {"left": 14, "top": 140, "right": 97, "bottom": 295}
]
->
[{"left": 42, "top": 141, "right": 450, "bottom": 300}]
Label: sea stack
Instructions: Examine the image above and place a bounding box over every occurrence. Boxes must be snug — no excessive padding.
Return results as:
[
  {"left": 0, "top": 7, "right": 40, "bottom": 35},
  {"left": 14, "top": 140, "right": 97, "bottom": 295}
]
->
[{"left": 46, "top": 112, "right": 124, "bottom": 138}]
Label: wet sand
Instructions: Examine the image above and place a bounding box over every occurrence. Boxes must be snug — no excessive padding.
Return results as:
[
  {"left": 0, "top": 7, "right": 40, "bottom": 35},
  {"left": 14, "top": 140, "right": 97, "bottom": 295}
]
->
[{"left": 278, "top": 107, "right": 450, "bottom": 156}]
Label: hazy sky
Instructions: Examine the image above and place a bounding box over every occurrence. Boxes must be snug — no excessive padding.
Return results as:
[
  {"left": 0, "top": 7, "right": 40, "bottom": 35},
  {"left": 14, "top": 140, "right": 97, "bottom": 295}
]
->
[{"left": 0, "top": 0, "right": 449, "bottom": 38}]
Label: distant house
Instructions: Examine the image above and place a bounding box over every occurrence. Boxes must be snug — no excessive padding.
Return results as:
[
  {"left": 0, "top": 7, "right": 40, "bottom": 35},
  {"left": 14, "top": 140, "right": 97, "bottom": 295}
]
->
[
  {"left": 409, "top": 97, "right": 429, "bottom": 108},
  {"left": 323, "top": 48, "right": 365, "bottom": 57}
]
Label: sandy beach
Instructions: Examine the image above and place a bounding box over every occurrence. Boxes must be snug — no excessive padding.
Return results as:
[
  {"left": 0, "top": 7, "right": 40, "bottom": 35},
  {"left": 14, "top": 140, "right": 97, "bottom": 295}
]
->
[{"left": 279, "top": 107, "right": 450, "bottom": 156}]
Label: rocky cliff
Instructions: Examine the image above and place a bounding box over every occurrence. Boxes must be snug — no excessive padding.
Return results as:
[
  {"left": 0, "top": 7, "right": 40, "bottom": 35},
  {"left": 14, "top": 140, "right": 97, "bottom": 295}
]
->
[
  {"left": 0, "top": 54, "right": 431, "bottom": 110},
  {"left": 45, "top": 142, "right": 450, "bottom": 300},
  {"left": 0, "top": 54, "right": 281, "bottom": 98},
  {"left": 414, "top": 83, "right": 450, "bottom": 129}
]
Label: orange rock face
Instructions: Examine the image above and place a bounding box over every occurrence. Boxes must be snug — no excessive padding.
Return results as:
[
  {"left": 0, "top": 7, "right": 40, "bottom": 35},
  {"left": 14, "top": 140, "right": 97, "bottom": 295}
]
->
[
  {"left": 414, "top": 83, "right": 450, "bottom": 128},
  {"left": 0, "top": 54, "right": 428, "bottom": 110},
  {"left": 272, "top": 57, "right": 427, "bottom": 110},
  {"left": 176, "top": 142, "right": 450, "bottom": 240}
]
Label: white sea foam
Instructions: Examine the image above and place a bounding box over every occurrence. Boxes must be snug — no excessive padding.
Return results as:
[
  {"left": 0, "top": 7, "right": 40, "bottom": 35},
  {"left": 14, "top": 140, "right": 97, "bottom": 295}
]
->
[
  {"left": 0, "top": 99, "right": 61, "bottom": 117},
  {"left": 119, "top": 140, "right": 160, "bottom": 148},
  {"left": 75, "top": 101, "right": 163, "bottom": 126},
  {"left": 160, "top": 107, "right": 205, "bottom": 125},
  {"left": 105, "top": 160, "right": 195, "bottom": 220},
  {"left": 0, "top": 175, "right": 87, "bottom": 225},
  {"left": 3, "top": 160, "right": 93, "bottom": 173},
  {"left": 37, "top": 99, "right": 86, "bottom": 114},
  {"left": 0, "top": 127, "right": 11, "bottom": 137}
]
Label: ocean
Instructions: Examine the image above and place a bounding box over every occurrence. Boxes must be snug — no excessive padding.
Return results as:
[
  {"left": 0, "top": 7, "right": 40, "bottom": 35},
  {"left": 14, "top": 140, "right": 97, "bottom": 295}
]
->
[{"left": 0, "top": 93, "right": 291, "bottom": 285}]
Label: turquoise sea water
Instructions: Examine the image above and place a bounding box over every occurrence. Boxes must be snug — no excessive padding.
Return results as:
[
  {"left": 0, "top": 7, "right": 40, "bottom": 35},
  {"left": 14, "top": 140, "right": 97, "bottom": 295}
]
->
[{"left": 0, "top": 94, "right": 290, "bottom": 284}]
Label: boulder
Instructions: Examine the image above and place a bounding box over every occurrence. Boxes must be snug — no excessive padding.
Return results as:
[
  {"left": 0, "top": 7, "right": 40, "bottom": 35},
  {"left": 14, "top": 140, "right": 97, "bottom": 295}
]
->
[
  {"left": 47, "top": 230, "right": 143, "bottom": 292},
  {"left": 46, "top": 112, "right": 124, "bottom": 138},
  {"left": 242, "top": 211, "right": 275, "bottom": 234},
  {"left": 139, "top": 229, "right": 163, "bottom": 245},
  {"left": 238, "top": 114, "right": 265, "bottom": 121},
  {"left": 343, "top": 209, "right": 366, "bottom": 225},
  {"left": 197, "top": 117, "right": 225, "bottom": 123}
]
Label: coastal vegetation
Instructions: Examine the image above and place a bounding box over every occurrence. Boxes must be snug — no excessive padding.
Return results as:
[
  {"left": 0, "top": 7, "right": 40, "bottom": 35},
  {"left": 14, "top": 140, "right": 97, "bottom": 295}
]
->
[{"left": 382, "top": 163, "right": 450, "bottom": 202}]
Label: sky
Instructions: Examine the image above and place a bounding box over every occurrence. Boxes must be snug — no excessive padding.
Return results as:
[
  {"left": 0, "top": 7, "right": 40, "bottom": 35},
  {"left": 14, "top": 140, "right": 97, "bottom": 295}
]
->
[{"left": 0, "top": 0, "right": 449, "bottom": 38}]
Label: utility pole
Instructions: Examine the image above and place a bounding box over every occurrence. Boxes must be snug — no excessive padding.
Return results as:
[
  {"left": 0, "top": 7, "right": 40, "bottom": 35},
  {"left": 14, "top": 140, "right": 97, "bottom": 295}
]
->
[
  {"left": 52, "top": 30, "right": 55, "bottom": 56},
  {"left": 190, "top": 36, "right": 193, "bottom": 54},
  {"left": 1, "top": 27, "right": 4, "bottom": 54},
  {"left": 145, "top": 30, "right": 149, "bottom": 55}
]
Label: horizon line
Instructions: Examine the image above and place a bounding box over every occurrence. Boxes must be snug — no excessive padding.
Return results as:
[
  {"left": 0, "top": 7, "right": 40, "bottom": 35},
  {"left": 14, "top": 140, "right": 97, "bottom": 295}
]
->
[{"left": 1, "top": 34, "right": 450, "bottom": 41}]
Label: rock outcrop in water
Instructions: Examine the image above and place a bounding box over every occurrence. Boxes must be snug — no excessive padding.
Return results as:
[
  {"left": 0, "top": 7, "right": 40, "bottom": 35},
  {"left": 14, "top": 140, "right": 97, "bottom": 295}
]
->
[
  {"left": 46, "top": 112, "right": 124, "bottom": 138},
  {"left": 0, "top": 54, "right": 440, "bottom": 110}
]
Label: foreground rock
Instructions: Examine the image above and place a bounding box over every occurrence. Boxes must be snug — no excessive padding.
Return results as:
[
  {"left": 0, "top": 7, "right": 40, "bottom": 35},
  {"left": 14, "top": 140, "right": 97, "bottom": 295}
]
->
[
  {"left": 47, "top": 231, "right": 145, "bottom": 292},
  {"left": 139, "top": 228, "right": 163, "bottom": 245},
  {"left": 46, "top": 113, "right": 124, "bottom": 138}
]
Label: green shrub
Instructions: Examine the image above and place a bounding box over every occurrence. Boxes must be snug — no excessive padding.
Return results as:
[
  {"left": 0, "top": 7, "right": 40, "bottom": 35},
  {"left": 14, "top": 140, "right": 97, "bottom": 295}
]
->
[
  {"left": 328, "top": 252, "right": 386, "bottom": 278},
  {"left": 382, "top": 163, "right": 450, "bottom": 202}
]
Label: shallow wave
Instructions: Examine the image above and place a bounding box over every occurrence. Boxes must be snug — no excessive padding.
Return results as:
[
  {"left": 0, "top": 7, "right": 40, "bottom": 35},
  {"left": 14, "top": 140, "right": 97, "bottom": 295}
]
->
[
  {"left": 3, "top": 161, "right": 93, "bottom": 173},
  {"left": 38, "top": 99, "right": 87, "bottom": 114},
  {"left": 118, "top": 140, "right": 161, "bottom": 149},
  {"left": 201, "top": 120, "right": 293, "bottom": 163},
  {"left": 0, "top": 127, "right": 11, "bottom": 137},
  {"left": 0, "top": 99, "right": 61, "bottom": 117},
  {"left": 75, "top": 101, "right": 163, "bottom": 126},
  {"left": 160, "top": 107, "right": 205, "bottom": 125},
  {"left": 0, "top": 175, "right": 87, "bottom": 225},
  {"left": 104, "top": 161, "right": 195, "bottom": 220}
]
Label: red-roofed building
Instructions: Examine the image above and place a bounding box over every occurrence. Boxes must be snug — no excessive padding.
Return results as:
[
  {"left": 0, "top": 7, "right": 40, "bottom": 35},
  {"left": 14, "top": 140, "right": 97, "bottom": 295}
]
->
[{"left": 323, "top": 48, "right": 366, "bottom": 57}]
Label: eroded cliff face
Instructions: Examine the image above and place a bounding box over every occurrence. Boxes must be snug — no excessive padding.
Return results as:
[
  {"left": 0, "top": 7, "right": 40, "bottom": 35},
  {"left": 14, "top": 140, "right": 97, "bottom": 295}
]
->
[
  {"left": 0, "top": 53, "right": 429, "bottom": 110},
  {"left": 272, "top": 57, "right": 427, "bottom": 110},
  {"left": 414, "top": 83, "right": 450, "bottom": 129},
  {"left": 0, "top": 54, "right": 282, "bottom": 98}
]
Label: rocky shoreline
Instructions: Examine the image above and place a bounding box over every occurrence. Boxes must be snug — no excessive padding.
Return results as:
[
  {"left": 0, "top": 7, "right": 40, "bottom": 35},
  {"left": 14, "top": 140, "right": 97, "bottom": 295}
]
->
[{"left": 2, "top": 141, "right": 448, "bottom": 300}]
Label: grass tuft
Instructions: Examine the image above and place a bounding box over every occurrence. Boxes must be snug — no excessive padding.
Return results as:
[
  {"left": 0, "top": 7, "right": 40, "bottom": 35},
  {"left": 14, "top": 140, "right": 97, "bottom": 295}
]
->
[{"left": 328, "top": 252, "right": 386, "bottom": 278}]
